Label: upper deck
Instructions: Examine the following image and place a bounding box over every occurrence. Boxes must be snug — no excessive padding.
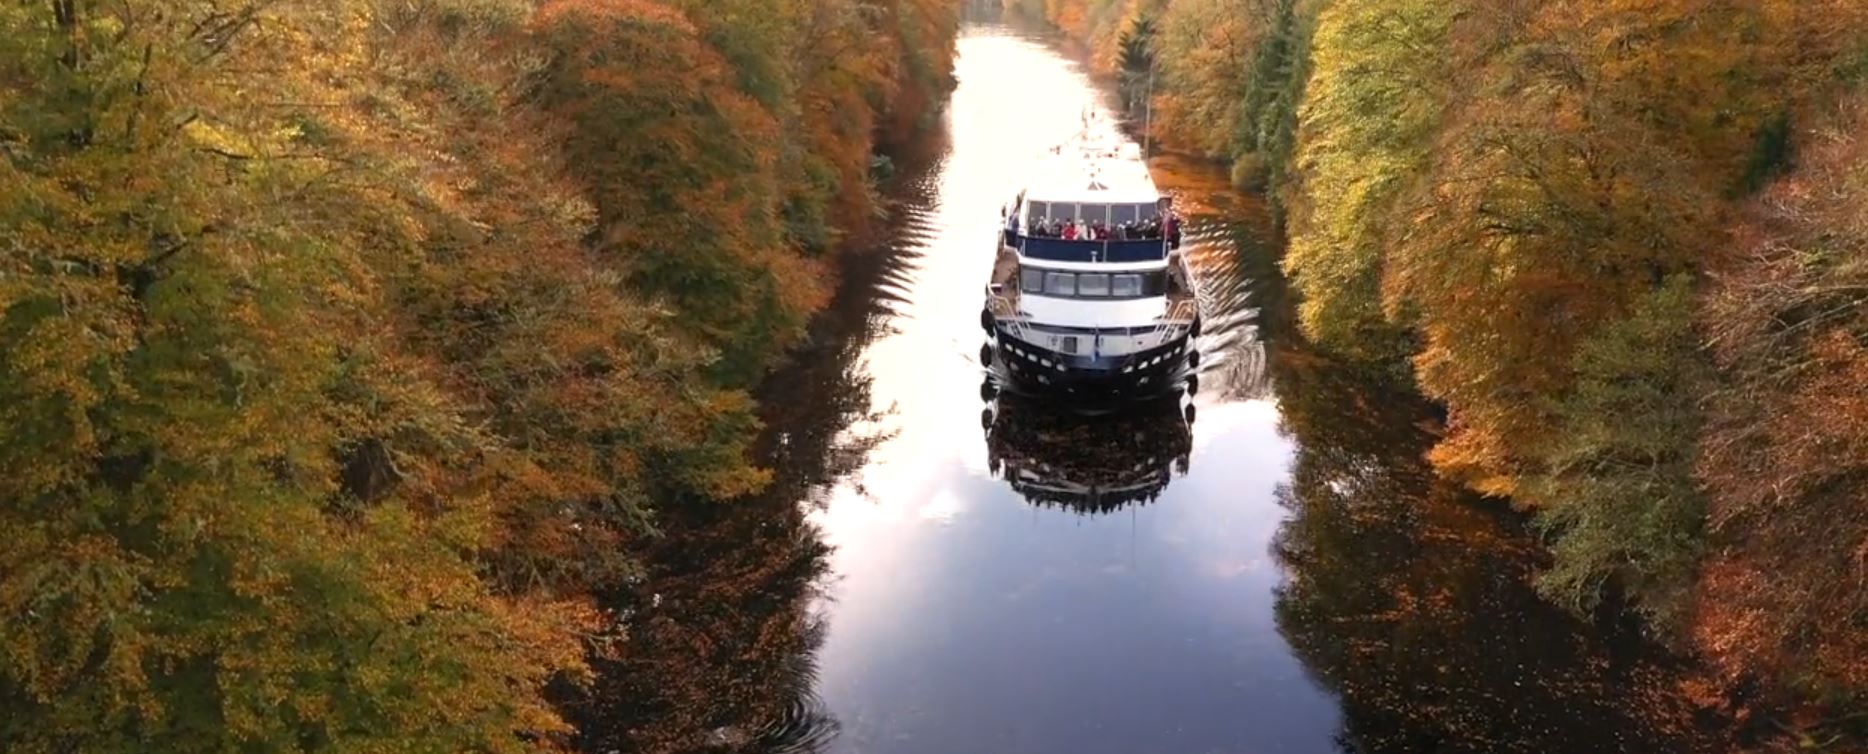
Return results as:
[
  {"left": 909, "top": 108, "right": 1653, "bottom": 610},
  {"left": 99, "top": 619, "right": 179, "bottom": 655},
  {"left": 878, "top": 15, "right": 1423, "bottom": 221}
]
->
[{"left": 1003, "top": 127, "right": 1177, "bottom": 264}]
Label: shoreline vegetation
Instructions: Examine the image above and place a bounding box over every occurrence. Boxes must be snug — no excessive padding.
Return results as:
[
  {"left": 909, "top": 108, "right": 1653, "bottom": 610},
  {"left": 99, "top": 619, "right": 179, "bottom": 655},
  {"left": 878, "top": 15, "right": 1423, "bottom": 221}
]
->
[
  {"left": 0, "top": 1, "right": 957, "bottom": 751},
  {"left": 1010, "top": 0, "right": 1868, "bottom": 744}
]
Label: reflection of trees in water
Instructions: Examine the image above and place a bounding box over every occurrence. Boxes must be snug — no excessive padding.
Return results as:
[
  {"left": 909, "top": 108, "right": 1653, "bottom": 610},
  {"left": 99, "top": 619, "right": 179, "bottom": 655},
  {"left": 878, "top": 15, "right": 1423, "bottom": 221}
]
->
[
  {"left": 984, "top": 393, "right": 1193, "bottom": 515},
  {"left": 1266, "top": 340, "right": 1722, "bottom": 754},
  {"left": 570, "top": 135, "right": 949, "bottom": 754}
]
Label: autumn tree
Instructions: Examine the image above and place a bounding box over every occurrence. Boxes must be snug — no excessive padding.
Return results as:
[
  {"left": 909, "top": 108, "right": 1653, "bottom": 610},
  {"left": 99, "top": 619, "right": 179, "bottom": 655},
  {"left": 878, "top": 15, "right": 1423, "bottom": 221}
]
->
[
  {"left": 1384, "top": 0, "right": 1771, "bottom": 495},
  {"left": 0, "top": 3, "right": 588, "bottom": 750},
  {"left": 1283, "top": 0, "right": 1454, "bottom": 361}
]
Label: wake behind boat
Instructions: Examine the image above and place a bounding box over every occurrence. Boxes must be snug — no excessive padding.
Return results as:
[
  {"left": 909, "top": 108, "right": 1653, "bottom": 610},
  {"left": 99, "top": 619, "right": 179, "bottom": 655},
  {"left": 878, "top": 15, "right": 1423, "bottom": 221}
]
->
[{"left": 980, "top": 119, "right": 1201, "bottom": 398}]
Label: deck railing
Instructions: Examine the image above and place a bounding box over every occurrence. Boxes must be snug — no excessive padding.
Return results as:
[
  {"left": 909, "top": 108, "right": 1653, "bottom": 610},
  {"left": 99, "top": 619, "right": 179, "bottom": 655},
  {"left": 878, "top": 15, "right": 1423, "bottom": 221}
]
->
[{"left": 1019, "top": 237, "right": 1166, "bottom": 263}]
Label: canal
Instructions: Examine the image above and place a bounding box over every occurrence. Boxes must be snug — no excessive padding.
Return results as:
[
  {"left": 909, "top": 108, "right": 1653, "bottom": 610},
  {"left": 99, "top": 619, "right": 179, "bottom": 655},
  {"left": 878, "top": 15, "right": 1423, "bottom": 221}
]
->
[{"left": 574, "top": 8, "right": 1736, "bottom": 754}]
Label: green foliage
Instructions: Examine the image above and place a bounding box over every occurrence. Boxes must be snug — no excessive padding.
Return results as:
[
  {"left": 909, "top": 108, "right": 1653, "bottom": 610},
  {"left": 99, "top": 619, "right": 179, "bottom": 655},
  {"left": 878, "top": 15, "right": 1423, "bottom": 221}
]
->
[
  {"left": 1739, "top": 110, "right": 1794, "bottom": 196},
  {"left": 1526, "top": 278, "right": 1709, "bottom": 632},
  {"left": 1234, "top": 0, "right": 1306, "bottom": 202},
  {"left": 1116, "top": 15, "right": 1157, "bottom": 115},
  {"left": 1283, "top": 0, "right": 1452, "bottom": 361}
]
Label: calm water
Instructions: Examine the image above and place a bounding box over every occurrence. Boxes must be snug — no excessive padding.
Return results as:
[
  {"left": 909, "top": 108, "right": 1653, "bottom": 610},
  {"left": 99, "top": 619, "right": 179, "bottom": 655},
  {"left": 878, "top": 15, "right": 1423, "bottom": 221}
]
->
[{"left": 574, "top": 11, "right": 1737, "bottom": 754}]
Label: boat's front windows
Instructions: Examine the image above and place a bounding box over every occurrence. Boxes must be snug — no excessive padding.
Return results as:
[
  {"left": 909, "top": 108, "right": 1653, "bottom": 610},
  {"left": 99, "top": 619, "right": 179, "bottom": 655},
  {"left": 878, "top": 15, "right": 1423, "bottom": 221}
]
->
[
  {"left": 1111, "top": 204, "right": 1139, "bottom": 225},
  {"left": 1044, "top": 271, "right": 1077, "bottom": 296},
  {"left": 1020, "top": 268, "right": 1164, "bottom": 299},
  {"left": 1021, "top": 268, "right": 1045, "bottom": 293}
]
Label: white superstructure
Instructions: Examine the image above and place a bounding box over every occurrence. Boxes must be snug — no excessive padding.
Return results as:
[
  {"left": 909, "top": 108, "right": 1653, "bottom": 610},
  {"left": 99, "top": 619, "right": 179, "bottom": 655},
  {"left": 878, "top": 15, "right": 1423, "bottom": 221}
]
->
[{"left": 983, "top": 116, "right": 1197, "bottom": 394}]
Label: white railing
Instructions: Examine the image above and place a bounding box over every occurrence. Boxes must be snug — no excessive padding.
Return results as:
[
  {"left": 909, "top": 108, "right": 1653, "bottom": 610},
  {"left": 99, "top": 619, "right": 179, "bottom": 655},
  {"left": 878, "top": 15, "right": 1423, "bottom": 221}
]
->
[
  {"left": 1148, "top": 298, "right": 1198, "bottom": 342},
  {"left": 985, "top": 287, "right": 1029, "bottom": 341}
]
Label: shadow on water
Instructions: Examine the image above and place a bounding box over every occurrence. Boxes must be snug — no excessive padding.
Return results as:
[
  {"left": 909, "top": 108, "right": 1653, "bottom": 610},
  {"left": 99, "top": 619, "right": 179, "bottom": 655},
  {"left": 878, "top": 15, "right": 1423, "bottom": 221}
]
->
[{"left": 568, "top": 121, "right": 952, "bottom": 754}]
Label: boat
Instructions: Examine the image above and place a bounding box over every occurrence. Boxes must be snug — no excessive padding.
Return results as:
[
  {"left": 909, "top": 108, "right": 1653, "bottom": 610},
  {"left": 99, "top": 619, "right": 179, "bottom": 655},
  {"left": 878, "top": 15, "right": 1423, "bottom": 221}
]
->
[{"left": 980, "top": 119, "right": 1200, "bottom": 398}]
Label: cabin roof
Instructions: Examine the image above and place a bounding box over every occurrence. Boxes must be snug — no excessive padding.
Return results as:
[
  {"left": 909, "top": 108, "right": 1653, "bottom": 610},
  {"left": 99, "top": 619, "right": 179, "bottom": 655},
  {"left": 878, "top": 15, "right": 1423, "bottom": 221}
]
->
[{"left": 1022, "top": 137, "right": 1161, "bottom": 206}]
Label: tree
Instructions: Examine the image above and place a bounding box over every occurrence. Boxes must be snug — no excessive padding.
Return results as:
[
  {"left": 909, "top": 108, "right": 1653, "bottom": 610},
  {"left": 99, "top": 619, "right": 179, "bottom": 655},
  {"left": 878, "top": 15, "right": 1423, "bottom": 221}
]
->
[
  {"left": 1384, "top": 0, "right": 1767, "bottom": 495},
  {"left": 1282, "top": 0, "right": 1454, "bottom": 361},
  {"left": 1116, "top": 15, "right": 1157, "bottom": 116},
  {"left": 0, "top": 3, "right": 588, "bottom": 750}
]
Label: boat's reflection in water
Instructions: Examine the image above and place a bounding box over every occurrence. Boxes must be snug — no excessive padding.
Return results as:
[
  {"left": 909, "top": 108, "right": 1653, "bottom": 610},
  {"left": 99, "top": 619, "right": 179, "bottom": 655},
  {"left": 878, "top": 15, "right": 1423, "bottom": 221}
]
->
[{"left": 981, "top": 388, "right": 1195, "bottom": 515}]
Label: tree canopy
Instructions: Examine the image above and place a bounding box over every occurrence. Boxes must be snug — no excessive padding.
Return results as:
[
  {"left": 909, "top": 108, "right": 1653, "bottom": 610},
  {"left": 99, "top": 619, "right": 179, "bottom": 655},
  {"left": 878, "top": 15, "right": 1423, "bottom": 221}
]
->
[{"left": 0, "top": 0, "right": 955, "bottom": 750}]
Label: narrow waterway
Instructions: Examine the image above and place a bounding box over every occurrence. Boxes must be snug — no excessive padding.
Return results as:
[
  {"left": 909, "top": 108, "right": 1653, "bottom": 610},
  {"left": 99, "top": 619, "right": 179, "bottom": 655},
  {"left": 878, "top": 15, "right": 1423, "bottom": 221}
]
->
[{"left": 576, "top": 9, "right": 1737, "bottom": 754}]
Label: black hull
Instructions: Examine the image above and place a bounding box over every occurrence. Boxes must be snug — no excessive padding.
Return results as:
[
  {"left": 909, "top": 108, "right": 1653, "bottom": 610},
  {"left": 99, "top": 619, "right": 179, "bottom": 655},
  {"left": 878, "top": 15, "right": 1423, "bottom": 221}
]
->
[{"left": 989, "top": 326, "right": 1192, "bottom": 399}]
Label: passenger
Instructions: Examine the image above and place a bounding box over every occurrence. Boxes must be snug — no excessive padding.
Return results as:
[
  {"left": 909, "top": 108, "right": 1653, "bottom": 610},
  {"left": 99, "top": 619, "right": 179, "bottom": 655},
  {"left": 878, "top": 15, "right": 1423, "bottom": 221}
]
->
[
  {"left": 1164, "top": 213, "right": 1181, "bottom": 248},
  {"left": 1062, "top": 221, "right": 1079, "bottom": 241}
]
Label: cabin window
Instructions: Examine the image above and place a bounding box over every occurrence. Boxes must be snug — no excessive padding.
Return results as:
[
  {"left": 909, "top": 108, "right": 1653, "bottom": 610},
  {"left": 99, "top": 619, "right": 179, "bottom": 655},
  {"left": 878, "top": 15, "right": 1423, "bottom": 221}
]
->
[
  {"left": 1044, "top": 271, "right": 1077, "bottom": 296},
  {"left": 1145, "top": 270, "right": 1169, "bottom": 295},
  {"left": 1111, "top": 273, "right": 1143, "bottom": 297},
  {"left": 1138, "top": 203, "right": 1161, "bottom": 221},
  {"left": 1077, "top": 273, "right": 1110, "bottom": 297},
  {"left": 1111, "top": 204, "right": 1139, "bottom": 225},
  {"left": 1020, "top": 267, "right": 1044, "bottom": 293},
  {"left": 1028, "top": 201, "right": 1050, "bottom": 225}
]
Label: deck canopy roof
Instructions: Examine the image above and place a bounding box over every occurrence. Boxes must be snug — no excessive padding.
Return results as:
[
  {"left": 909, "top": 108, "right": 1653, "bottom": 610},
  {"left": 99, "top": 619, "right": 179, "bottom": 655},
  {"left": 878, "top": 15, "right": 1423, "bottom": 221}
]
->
[{"left": 1022, "top": 138, "right": 1162, "bottom": 207}]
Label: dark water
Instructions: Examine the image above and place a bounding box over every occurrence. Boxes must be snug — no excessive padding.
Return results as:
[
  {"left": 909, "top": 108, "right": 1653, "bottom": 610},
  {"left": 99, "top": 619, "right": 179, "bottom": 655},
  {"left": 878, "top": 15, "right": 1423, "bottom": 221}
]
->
[{"left": 574, "top": 10, "right": 1736, "bottom": 754}]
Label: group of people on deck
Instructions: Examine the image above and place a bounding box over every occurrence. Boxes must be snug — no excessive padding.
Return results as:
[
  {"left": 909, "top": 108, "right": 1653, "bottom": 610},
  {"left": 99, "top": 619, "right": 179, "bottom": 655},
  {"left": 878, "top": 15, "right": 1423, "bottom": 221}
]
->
[{"left": 1025, "top": 214, "right": 1177, "bottom": 243}]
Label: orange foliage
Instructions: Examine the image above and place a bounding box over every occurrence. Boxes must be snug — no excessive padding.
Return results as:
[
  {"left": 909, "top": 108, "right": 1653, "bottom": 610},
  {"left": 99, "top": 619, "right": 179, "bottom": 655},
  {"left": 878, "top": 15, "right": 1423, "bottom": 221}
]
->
[{"left": 1386, "top": 0, "right": 1776, "bottom": 493}]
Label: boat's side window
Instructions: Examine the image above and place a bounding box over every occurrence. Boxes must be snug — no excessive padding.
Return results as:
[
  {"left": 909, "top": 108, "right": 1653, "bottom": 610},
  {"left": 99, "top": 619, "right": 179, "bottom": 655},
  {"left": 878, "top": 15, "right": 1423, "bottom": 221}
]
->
[
  {"left": 1145, "top": 270, "right": 1169, "bottom": 296},
  {"left": 1027, "top": 201, "right": 1049, "bottom": 226},
  {"left": 1077, "top": 273, "right": 1110, "bottom": 297},
  {"left": 1111, "top": 273, "right": 1143, "bottom": 297},
  {"left": 1020, "top": 267, "right": 1044, "bottom": 293},
  {"left": 1111, "top": 204, "right": 1138, "bottom": 225},
  {"left": 1044, "top": 271, "right": 1077, "bottom": 296},
  {"left": 1138, "top": 202, "right": 1161, "bottom": 221}
]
